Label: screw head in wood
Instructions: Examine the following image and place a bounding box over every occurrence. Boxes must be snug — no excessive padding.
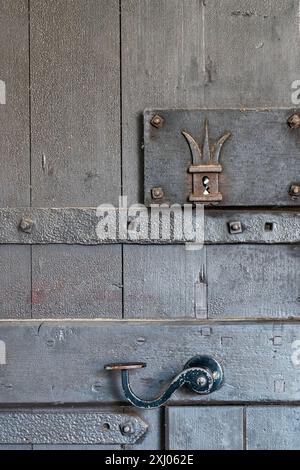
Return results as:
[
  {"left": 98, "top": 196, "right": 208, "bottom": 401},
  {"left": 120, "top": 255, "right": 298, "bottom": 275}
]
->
[
  {"left": 151, "top": 187, "right": 164, "bottom": 199},
  {"left": 150, "top": 114, "right": 165, "bottom": 129}
]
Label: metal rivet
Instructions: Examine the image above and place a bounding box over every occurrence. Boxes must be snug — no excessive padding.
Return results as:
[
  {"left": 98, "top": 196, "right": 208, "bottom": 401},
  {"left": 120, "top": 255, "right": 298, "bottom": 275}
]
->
[
  {"left": 287, "top": 113, "right": 300, "bottom": 129},
  {"left": 151, "top": 187, "right": 164, "bottom": 199},
  {"left": 19, "top": 217, "right": 33, "bottom": 234},
  {"left": 150, "top": 114, "right": 165, "bottom": 129},
  {"left": 121, "top": 423, "right": 134, "bottom": 435},
  {"left": 228, "top": 221, "right": 243, "bottom": 234},
  {"left": 197, "top": 376, "right": 207, "bottom": 387},
  {"left": 289, "top": 184, "right": 300, "bottom": 197}
]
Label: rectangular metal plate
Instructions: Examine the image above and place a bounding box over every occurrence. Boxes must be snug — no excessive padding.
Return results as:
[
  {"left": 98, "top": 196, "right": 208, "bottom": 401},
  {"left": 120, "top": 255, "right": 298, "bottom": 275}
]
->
[{"left": 144, "top": 109, "right": 300, "bottom": 206}]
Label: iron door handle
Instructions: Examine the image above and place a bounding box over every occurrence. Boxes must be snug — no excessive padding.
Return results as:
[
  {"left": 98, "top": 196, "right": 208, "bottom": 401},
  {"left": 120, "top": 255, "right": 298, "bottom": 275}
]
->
[{"left": 104, "top": 355, "right": 224, "bottom": 409}]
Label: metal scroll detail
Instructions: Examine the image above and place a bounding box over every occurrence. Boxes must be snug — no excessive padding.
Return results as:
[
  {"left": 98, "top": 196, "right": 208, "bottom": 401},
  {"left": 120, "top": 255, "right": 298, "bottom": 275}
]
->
[
  {"left": 105, "top": 356, "right": 224, "bottom": 409},
  {"left": 182, "top": 120, "right": 231, "bottom": 203}
]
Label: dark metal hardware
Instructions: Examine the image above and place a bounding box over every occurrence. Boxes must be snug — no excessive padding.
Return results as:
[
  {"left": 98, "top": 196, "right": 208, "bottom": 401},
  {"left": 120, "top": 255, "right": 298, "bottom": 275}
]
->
[
  {"left": 289, "top": 184, "right": 300, "bottom": 198},
  {"left": 182, "top": 120, "right": 231, "bottom": 203},
  {"left": 228, "top": 220, "right": 243, "bottom": 234},
  {"left": 104, "top": 355, "right": 224, "bottom": 409},
  {"left": 151, "top": 187, "right": 164, "bottom": 199}
]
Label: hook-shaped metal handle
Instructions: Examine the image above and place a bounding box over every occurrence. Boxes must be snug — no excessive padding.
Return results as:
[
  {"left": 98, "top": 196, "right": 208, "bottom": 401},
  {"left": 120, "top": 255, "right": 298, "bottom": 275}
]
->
[{"left": 104, "top": 356, "right": 224, "bottom": 409}]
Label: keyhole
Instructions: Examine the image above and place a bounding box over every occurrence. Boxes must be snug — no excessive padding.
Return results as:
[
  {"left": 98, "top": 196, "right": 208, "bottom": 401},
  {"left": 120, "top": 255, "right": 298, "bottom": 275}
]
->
[{"left": 202, "top": 176, "right": 210, "bottom": 195}]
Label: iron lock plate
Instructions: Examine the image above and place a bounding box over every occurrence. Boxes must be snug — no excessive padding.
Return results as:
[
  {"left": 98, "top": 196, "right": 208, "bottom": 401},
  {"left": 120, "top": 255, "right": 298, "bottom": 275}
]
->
[{"left": 144, "top": 109, "right": 300, "bottom": 207}]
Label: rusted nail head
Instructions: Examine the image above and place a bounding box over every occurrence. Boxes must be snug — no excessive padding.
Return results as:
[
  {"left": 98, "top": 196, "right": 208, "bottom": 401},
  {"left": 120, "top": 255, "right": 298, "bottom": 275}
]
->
[
  {"left": 151, "top": 187, "right": 164, "bottom": 199},
  {"left": 287, "top": 113, "right": 300, "bottom": 129},
  {"left": 150, "top": 114, "right": 165, "bottom": 128},
  {"left": 290, "top": 184, "right": 300, "bottom": 197}
]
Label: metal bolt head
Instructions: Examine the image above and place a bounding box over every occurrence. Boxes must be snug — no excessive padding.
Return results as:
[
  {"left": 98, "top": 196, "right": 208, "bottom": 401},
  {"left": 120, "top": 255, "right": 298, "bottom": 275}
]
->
[
  {"left": 150, "top": 114, "right": 165, "bottom": 129},
  {"left": 19, "top": 217, "right": 33, "bottom": 234},
  {"left": 151, "top": 187, "right": 164, "bottom": 199},
  {"left": 197, "top": 376, "right": 208, "bottom": 387},
  {"left": 289, "top": 184, "right": 300, "bottom": 197},
  {"left": 228, "top": 221, "right": 243, "bottom": 234},
  {"left": 121, "top": 422, "right": 134, "bottom": 435},
  {"left": 287, "top": 113, "right": 300, "bottom": 129}
]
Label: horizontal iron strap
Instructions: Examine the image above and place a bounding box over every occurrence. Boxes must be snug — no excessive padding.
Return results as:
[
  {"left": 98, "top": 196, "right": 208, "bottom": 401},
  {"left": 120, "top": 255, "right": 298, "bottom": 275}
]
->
[{"left": 0, "top": 208, "right": 298, "bottom": 244}]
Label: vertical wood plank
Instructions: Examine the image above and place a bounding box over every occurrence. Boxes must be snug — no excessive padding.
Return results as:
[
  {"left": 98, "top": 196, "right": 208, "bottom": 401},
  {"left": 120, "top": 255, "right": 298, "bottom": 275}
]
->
[
  {"left": 207, "top": 245, "right": 300, "bottom": 318},
  {"left": 166, "top": 407, "right": 244, "bottom": 450},
  {"left": 204, "top": 0, "right": 300, "bottom": 107},
  {"left": 122, "top": 0, "right": 205, "bottom": 204},
  {"left": 32, "top": 245, "right": 122, "bottom": 318},
  {"left": 246, "top": 407, "right": 300, "bottom": 450},
  {"left": 124, "top": 246, "right": 207, "bottom": 319},
  {"left": 30, "top": 0, "right": 121, "bottom": 206},
  {"left": 0, "top": 0, "right": 30, "bottom": 206},
  {"left": 0, "top": 246, "right": 31, "bottom": 318}
]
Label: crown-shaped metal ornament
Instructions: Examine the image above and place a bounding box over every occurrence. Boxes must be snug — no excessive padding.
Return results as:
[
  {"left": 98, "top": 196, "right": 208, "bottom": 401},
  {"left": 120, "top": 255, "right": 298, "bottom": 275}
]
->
[{"left": 182, "top": 120, "right": 231, "bottom": 203}]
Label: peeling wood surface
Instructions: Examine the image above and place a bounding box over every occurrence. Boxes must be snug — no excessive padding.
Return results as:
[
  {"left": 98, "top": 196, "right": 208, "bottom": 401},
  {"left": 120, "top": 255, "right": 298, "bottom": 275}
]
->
[
  {"left": 0, "top": 208, "right": 298, "bottom": 244},
  {"left": 0, "top": 321, "right": 299, "bottom": 404},
  {"left": 30, "top": 0, "right": 121, "bottom": 206}
]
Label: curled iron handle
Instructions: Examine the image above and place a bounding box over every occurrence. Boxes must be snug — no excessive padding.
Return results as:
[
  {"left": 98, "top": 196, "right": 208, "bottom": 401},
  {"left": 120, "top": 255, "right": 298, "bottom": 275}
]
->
[{"left": 104, "top": 356, "right": 224, "bottom": 409}]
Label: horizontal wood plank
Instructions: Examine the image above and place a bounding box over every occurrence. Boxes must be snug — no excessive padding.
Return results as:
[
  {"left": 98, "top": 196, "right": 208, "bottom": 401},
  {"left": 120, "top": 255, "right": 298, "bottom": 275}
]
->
[{"left": 0, "top": 321, "right": 299, "bottom": 403}]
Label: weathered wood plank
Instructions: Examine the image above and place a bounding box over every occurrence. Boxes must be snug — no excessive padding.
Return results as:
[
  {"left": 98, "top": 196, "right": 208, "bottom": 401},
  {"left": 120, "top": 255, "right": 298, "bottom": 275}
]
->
[
  {"left": 246, "top": 406, "right": 300, "bottom": 450},
  {"left": 144, "top": 109, "right": 300, "bottom": 207},
  {"left": 204, "top": 0, "right": 300, "bottom": 107},
  {"left": 0, "top": 409, "right": 147, "bottom": 445},
  {"left": 31, "top": 246, "right": 122, "bottom": 318},
  {"left": 207, "top": 245, "right": 300, "bottom": 319},
  {"left": 30, "top": 0, "right": 120, "bottom": 206},
  {"left": 0, "top": 208, "right": 299, "bottom": 245},
  {"left": 0, "top": 321, "right": 300, "bottom": 403},
  {"left": 0, "top": 246, "right": 31, "bottom": 319},
  {"left": 122, "top": 0, "right": 205, "bottom": 204},
  {"left": 166, "top": 406, "right": 244, "bottom": 450},
  {"left": 123, "top": 246, "right": 207, "bottom": 319},
  {"left": 0, "top": 0, "right": 30, "bottom": 206}
]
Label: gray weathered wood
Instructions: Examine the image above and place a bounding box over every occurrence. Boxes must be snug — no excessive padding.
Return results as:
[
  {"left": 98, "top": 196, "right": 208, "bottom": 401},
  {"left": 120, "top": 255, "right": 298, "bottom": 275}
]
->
[
  {"left": 0, "top": 0, "right": 30, "bottom": 206},
  {"left": 207, "top": 245, "right": 300, "bottom": 319},
  {"left": 31, "top": 245, "right": 122, "bottom": 318},
  {"left": 167, "top": 406, "right": 244, "bottom": 450},
  {"left": 203, "top": 0, "right": 300, "bottom": 108},
  {"left": 246, "top": 406, "right": 300, "bottom": 450},
  {"left": 0, "top": 246, "right": 31, "bottom": 319},
  {"left": 30, "top": 0, "right": 120, "bottom": 207},
  {"left": 0, "top": 208, "right": 299, "bottom": 244},
  {"left": 144, "top": 109, "right": 300, "bottom": 207},
  {"left": 0, "top": 409, "right": 147, "bottom": 445},
  {"left": 0, "top": 321, "right": 300, "bottom": 403},
  {"left": 123, "top": 245, "right": 207, "bottom": 319},
  {"left": 122, "top": 0, "right": 205, "bottom": 204}
]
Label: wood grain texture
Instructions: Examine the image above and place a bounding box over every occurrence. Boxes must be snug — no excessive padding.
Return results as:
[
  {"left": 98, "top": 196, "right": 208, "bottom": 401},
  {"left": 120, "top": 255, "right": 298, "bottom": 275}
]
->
[
  {"left": 121, "top": 0, "right": 205, "bottom": 203},
  {"left": 123, "top": 245, "right": 207, "bottom": 319},
  {"left": 30, "top": 0, "right": 120, "bottom": 206},
  {"left": 31, "top": 245, "right": 122, "bottom": 318},
  {"left": 0, "top": 0, "right": 30, "bottom": 206},
  {"left": 203, "top": 0, "right": 300, "bottom": 107},
  {"left": 167, "top": 406, "right": 244, "bottom": 450},
  {"left": 0, "top": 246, "right": 31, "bottom": 318},
  {"left": 246, "top": 407, "right": 300, "bottom": 450},
  {"left": 207, "top": 245, "right": 300, "bottom": 319},
  {"left": 0, "top": 321, "right": 300, "bottom": 404}
]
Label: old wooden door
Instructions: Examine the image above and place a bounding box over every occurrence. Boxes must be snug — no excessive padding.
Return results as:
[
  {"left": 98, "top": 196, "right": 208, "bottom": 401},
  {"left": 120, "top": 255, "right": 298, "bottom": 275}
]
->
[{"left": 0, "top": 0, "right": 300, "bottom": 450}]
